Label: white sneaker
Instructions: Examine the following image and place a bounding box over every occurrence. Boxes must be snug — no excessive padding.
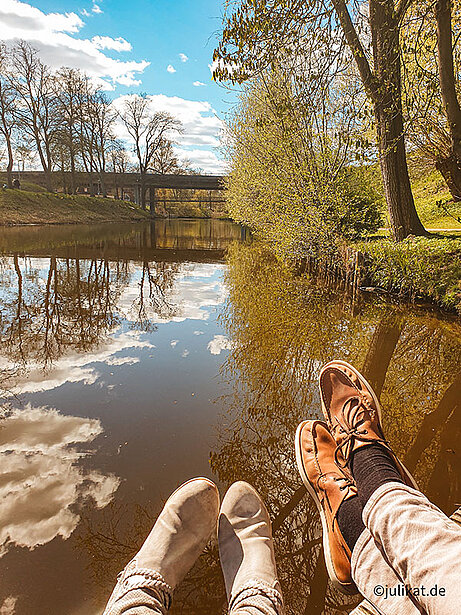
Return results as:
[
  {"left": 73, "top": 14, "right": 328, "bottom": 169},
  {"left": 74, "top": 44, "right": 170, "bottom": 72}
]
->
[
  {"left": 104, "top": 477, "right": 220, "bottom": 614},
  {"left": 218, "top": 481, "right": 285, "bottom": 614}
]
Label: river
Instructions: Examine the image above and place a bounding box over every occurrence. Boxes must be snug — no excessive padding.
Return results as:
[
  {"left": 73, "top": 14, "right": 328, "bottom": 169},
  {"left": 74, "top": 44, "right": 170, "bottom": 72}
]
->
[{"left": 0, "top": 219, "right": 459, "bottom": 615}]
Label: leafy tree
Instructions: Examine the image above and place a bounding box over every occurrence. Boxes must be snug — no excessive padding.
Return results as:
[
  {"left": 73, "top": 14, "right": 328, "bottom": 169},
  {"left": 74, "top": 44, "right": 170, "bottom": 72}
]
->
[
  {"left": 214, "top": 0, "right": 427, "bottom": 240},
  {"left": 224, "top": 67, "right": 381, "bottom": 256},
  {"left": 402, "top": 0, "right": 461, "bottom": 202}
]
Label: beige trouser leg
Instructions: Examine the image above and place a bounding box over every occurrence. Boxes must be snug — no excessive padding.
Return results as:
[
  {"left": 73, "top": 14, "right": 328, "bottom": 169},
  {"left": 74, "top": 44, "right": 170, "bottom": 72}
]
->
[{"left": 352, "top": 482, "right": 461, "bottom": 615}]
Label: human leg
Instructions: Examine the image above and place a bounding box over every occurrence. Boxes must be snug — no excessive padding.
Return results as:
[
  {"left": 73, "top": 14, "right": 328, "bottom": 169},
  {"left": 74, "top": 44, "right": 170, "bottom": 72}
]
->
[
  {"left": 218, "top": 481, "right": 285, "bottom": 615},
  {"left": 103, "top": 477, "right": 219, "bottom": 615},
  {"left": 319, "top": 360, "right": 461, "bottom": 615}
]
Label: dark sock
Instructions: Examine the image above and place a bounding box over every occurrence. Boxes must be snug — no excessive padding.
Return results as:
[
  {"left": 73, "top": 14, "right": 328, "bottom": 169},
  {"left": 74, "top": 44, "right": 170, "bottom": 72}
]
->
[
  {"left": 351, "top": 443, "right": 404, "bottom": 507},
  {"left": 337, "top": 494, "right": 365, "bottom": 552}
]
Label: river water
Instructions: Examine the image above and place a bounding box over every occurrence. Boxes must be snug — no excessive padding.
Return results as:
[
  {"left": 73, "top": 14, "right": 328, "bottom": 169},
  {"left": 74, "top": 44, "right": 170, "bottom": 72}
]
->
[{"left": 0, "top": 219, "right": 459, "bottom": 615}]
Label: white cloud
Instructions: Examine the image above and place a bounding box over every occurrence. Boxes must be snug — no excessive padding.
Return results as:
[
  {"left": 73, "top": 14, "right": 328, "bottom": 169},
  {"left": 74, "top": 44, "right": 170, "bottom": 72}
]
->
[
  {"left": 193, "top": 81, "right": 207, "bottom": 87},
  {"left": 81, "top": 8, "right": 90, "bottom": 17},
  {"left": 167, "top": 64, "right": 176, "bottom": 74},
  {"left": 92, "top": 35, "right": 132, "bottom": 52},
  {"left": 207, "top": 335, "right": 234, "bottom": 355},
  {"left": 0, "top": 405, "right": 120, "bottom": 556},
  {"left": 105, "top": 356, "right": 140, "bottom": 366},
  {"left": 0, "top": 0, "right": 149, "bottom": 89},
  {"left": 176, "top": 147, "right": 226, "bottom": 174},
  {"left": 92, "top": 1, "right": 103, "bottom": 14},
  {"left": 179, "top": 53, "right": 188, "bottom": 62},
  {"left": 0, "top": 596, "right": 17, "bottom": 615}
]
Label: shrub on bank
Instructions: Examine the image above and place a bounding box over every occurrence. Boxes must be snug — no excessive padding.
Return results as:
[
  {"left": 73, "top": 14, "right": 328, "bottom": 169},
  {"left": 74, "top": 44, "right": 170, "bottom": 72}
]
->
[{"left": 356, "top": 236, "right": 461, "bottom": 313}]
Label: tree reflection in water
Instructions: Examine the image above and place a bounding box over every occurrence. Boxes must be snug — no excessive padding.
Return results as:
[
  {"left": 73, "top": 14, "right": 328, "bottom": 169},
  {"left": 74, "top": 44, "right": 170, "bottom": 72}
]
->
[
  {"left": 78, "top": 242, "right": 461, "bottom": 615},
  {"left": 0, "top": 254, "right": 180, "bottom": 378}
]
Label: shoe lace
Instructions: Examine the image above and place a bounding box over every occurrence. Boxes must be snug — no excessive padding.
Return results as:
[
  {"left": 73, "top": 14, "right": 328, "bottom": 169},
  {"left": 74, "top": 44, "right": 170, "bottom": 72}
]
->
[
  {"left": 332, "top": 397, "right": 388, "bottom": 467},
  {"left": 317, "top": 472, "right": 355, "bottom": 492}
]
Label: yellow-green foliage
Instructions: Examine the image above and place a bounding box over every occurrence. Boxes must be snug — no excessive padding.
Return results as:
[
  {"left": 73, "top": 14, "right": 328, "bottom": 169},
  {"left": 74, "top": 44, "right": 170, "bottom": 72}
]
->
[
  {"left": 225, "top": 74, "right": 382, "bottom": 258},
  {"left": 0, "top": 188, "right": 150, "bottom": 225},
  {"left": 357, "top": 237, "right": 461, "bottom": 313}
]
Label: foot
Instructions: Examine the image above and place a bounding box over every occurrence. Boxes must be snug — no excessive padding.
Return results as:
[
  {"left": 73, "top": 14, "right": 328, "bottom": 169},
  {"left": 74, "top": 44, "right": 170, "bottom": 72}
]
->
[
  {"left": 319, "top": 360, "right": 417, "bottom": 487},
  {"left": 218, "top": 481, "right": 284, "bottom": 613},
  {"left": 295, "top": 420, "right": 359, "bottom": 595},
  {"left": 104, "top": 477, "right": 219, "bottom": 613}
]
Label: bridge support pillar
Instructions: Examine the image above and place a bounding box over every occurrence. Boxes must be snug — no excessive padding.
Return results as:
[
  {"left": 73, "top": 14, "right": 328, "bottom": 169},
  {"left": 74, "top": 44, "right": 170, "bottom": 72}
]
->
[
  {"left": 149, "top": 187, "right": 157, "bottom": 217},
  {"left": 134, "top": 183, "right": 141, "bottom": 206}
]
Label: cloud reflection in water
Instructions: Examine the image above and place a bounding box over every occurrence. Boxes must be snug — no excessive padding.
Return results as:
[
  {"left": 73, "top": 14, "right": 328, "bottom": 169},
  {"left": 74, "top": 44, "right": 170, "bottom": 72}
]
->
[{"left": 0, "top": 405, "right": 120, "bottom": 556}]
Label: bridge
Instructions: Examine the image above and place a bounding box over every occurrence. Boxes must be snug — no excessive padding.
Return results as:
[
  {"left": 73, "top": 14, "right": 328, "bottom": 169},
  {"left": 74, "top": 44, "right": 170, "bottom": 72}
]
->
[
  {"left": 17, "top": 171, "right": 224, "bottom": 192},
  {"left": 16, "top": 170, "right": 226, "bottom": 214}
]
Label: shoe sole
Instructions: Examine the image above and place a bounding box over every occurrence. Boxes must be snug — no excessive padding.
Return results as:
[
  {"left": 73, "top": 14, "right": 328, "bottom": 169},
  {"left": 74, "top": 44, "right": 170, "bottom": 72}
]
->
[
  {"left": 294, "top": 421, "right": 358, "bottom": 596},
  {"left": 319, "top": 359, "right": 418, "bottom": 490}
]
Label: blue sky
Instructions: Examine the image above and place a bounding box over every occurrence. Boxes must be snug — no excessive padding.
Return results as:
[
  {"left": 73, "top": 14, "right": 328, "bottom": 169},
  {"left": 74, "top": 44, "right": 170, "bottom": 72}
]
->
[{"left": 0, "top": 0, "right": 238, "bottom": 172}]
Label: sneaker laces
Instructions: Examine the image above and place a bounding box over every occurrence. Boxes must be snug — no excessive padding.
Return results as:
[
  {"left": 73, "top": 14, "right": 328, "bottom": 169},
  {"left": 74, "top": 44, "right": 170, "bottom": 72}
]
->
[{"left": 316, "top": 472, "right": 355, "bottom": 492}]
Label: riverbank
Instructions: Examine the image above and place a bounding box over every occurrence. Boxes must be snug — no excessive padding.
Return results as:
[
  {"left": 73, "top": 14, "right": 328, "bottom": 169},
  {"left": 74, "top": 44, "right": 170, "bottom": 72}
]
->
[
  {"left": 355, "top": 236, "right": 461, "bottom": 314},
  {"left": 0, "top": 188, "right": 150, "bottom": 225},
  {"left": 0, "top": 185, "right": 229, "bottom": 225},
  {"left": 298, "top": 235, "right": 461, "bottom": 315}
]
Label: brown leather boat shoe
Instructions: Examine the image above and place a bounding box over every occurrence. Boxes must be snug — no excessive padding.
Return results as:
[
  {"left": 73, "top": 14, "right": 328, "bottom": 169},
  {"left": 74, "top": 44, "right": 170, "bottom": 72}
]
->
[
  {"left": 319, "top": 359, "right": 417, "bottom": 488},
  {"left": 295, "top": 419, "right": 359, "bottom": 595}
]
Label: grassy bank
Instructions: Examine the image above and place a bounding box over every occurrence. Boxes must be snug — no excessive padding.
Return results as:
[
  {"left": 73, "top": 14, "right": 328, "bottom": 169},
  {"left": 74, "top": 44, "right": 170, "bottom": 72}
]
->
[
  {"left": 0, "top": 188, "right": 150, "bottom": 225},
  {"left": 353, "top": 236, "right": 461, "bottom": 314}
]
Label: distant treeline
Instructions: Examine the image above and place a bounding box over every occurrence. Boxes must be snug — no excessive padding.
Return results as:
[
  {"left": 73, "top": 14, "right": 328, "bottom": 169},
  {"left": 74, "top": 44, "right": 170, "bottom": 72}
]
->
[{"left": 0, "top": 41, "right": 187, "bottom": 208}]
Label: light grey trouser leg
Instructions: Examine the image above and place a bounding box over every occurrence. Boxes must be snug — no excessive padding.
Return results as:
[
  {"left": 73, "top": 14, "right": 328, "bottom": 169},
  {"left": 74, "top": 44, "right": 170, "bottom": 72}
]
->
[
  {"left": 351, "top": 527, "right": 422, "bottom": 615},
  {"left": 228, "top": 582, "right": 285, "bottom": 615},
  {"left": 103, "top": 587, "right": 167, "bottom": 615},
  {"left": 103, "top": 565, "right": 172, "bottom": 615},
  {"left": 357, "top": 482, "right": 461, "bottom": 615}
]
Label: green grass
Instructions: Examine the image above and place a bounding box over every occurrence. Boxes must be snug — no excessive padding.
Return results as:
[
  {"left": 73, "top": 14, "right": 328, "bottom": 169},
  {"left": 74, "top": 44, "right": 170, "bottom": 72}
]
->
[
  {"left": 356, "top": 236, "right": 461, "bottom": 313},
  {"left": 0, "top": 188, "right": 150, "bottom": 225},
  {"left": 411, "top": 168, "right": 461, "bottom": 230},
  {"left": 364, "top": 162, "right": 461, "bottom": 230}
]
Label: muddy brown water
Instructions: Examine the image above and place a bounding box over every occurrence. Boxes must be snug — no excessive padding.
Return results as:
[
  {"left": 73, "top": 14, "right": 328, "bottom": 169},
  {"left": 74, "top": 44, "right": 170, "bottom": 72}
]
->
[{"left": 0, "top": 220, "right": 459, "bottom": 615}]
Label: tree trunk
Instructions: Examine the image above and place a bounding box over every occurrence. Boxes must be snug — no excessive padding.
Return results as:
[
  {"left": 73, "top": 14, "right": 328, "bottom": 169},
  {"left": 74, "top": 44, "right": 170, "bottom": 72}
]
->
[
  {"left": 361, "top": 310, "right": 404, "bottom": 397},
  {"left": 435, "top": 154, "right": 461, "bottom": 200},
  {"left": 435, "top": 0, "right": 461, "bottom": 201},
  {"left": 140, "top": 178, "right": 147, "bottom": 210},
  {"left": 5, "top": 134, "right": 13, "bottom": 189},
  {"left": 370, "top": 0, "right": 427, "bottom": 240}
]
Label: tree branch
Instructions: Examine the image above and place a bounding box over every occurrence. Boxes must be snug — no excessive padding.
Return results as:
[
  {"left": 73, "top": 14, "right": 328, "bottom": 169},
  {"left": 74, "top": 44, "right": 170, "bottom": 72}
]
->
[{"left": 331, "top": 0, "right": 378, "bottom": 100}]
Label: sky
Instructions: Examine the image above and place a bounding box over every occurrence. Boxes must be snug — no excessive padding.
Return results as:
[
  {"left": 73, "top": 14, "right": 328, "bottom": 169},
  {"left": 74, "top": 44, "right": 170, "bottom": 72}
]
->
[{"left": 0, "top": 0, "right": 238, "bottom": 173}]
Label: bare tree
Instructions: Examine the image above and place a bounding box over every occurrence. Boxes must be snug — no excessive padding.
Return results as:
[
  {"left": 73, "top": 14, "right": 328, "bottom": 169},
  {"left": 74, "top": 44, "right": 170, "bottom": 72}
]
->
[
  {"left": 0, "top": 44, "right": 17, "bottom": 188},
  {"left": 89, "top": 90, "right": 116, "bottom": 196},
  {"left": 54, "top": 67, "right": 86, "bottom": 193},
  {"left": 109, "top": 139, "right": 133, "bottom": 199},
  {"left": 118, "top": 95, "right": 181, "bottom": 208},
  {"left": 8, "top": 42, "right": 58, "bottom": 191},
  {"left": 150, "top": 137, "right": 180, "bottom": 174}
]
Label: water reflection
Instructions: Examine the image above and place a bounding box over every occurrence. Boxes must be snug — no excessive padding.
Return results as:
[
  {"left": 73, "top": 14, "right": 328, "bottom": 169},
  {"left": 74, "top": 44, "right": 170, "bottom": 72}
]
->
[
  {"left": 209, "top": 243, "right": 461, "bottom": 615},
  {"left": 0, "top": 405, "right": 119, "bottom": 556},
  {"left": 0, "top": 227, "right": 459, "bottom": 615}
]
